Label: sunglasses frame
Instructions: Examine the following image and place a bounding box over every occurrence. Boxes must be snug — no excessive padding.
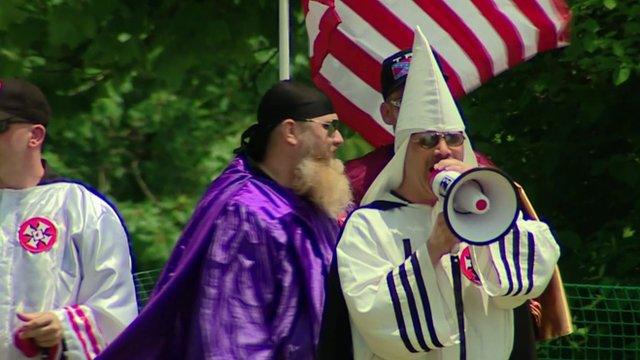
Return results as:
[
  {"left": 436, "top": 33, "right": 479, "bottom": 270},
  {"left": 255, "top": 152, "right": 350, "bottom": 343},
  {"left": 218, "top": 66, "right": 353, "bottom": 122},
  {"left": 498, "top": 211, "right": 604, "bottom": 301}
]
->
[
  {"left": 413, "top": 131, "right": 466, "bottom": 149},
  {"left": 297, "top": 118, "right": 341, "bottom": 136},
  {"left": 0, "top": 117, "right": 34, "bottom": 133}
]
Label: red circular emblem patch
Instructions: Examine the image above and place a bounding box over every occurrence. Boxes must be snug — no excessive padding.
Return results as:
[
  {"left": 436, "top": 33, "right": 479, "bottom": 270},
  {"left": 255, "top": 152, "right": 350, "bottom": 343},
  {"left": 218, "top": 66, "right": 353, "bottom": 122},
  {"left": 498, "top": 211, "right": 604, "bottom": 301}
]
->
[
  {"left": 18, "top": 217, "right": 58, "bottom": 253},
  {"left": 460, "top": 247, "right": 481, "bottom": 285}
]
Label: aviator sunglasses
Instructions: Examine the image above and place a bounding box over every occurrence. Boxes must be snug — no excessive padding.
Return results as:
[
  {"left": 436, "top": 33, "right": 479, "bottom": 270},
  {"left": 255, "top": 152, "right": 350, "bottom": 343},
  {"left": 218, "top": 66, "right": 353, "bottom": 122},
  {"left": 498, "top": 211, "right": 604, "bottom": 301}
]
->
[
  {"left": 413, "top": 131, "right": 465, "bottom": 149},
  {"left": 297, "top": 119, "right": 342, "bottom": 136}
]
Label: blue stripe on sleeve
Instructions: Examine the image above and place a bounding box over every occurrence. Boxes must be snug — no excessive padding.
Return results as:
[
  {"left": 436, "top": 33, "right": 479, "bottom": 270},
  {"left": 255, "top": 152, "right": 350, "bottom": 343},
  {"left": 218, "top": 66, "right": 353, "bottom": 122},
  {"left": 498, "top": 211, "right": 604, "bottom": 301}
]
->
[
  {"left": 512, "top": 226, "right": 523, "bottom": 296},
  {"left": 387, "top": 271, "right": 418, "bottom": 353},
  {"left": 499, "top": 235, "right": 514, "bottom": 296},
  {"left": 525, "top": 232, "right": 535, "bottom": 295},
  {"left": 402, "top": 239, "right": 412, "bottom": 259},
  {"left": 399, "top": 262, "right": 431, "bottom": 351},
  {"left": 410, "top": 253, "right": 444, "bottom": 348}
]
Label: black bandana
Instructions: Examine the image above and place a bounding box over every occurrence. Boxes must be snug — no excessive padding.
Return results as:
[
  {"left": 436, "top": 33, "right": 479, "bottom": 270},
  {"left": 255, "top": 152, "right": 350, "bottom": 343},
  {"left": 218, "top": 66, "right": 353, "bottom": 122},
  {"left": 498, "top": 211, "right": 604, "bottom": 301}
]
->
[
  {"left": 257, "top": 80, "right": 334, "bottom": 127},
  {"left": 236, "top": 80, "right": 334, "bottom": 161}
]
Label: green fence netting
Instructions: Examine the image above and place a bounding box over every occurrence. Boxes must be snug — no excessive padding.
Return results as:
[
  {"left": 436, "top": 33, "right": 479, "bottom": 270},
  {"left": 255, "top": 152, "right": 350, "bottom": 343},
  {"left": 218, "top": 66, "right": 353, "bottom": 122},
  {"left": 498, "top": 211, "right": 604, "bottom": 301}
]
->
[
  {"left": 538, "top": 283, "right": 640, "bottom": 359},
  {"left": 133, "top": 268, "right": 162, "bottom": 310},
  {"left": 132, "top": 271, "right": 640, "bottom": 358}
]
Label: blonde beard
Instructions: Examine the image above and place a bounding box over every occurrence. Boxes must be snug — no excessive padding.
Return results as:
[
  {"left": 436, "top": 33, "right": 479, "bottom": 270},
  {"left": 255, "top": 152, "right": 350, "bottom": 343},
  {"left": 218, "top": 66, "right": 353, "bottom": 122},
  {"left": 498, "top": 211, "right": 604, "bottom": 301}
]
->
[{"left": 291, "top": 156, "right": 353, "bottom": 219}]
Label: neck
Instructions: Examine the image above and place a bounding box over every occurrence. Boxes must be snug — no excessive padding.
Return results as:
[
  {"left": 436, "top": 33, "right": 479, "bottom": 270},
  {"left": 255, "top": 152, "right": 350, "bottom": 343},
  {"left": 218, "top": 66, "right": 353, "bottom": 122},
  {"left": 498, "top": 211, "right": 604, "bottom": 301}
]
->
[
  {"left": 0, "top": 155, "right": 44, "bottom": 190},
  {"left": 258, "top": 151, "right": 297, "bottom": 189}
]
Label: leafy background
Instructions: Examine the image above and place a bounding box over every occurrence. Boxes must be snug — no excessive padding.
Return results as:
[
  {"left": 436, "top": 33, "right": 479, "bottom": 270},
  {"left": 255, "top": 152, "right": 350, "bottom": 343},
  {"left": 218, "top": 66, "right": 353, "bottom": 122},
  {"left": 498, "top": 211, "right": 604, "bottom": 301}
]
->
[{"left": 0, "top": 0, "right": 638, "bottom": 284}]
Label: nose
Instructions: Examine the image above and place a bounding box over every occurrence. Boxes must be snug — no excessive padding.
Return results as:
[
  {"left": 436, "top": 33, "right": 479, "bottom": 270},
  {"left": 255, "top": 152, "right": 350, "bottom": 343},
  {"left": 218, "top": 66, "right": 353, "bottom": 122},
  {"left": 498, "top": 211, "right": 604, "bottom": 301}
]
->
[
  {"left": 332, "top": 129, "right": 344, "bottom": 147},
  {"left": 434, "top": 137, "right": 452, "bottom": 158}
]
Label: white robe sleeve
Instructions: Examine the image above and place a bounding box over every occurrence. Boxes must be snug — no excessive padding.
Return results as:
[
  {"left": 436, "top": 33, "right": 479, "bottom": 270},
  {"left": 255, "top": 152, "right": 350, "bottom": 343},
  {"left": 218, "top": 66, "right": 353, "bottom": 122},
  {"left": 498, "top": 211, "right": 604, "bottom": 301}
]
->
[
  {"left": 337, "top": 211, "right": 459, "bottom": 359},
  {"left": 470, "top": 215, "right": 560, "bottom": 309},
  {"left": 55, "top": 200, "right": 138, "bottom": 359}
]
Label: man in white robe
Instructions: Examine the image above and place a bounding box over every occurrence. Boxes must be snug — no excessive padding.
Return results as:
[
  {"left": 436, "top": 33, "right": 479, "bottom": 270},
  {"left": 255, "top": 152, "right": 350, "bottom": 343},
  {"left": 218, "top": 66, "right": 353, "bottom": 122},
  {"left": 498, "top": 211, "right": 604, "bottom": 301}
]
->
[
  {"left": 334, "top": 28, "right": 560, "bottom": 360},
  {"left": 0, "top": 78, "right": 138, "bottom": 359}
]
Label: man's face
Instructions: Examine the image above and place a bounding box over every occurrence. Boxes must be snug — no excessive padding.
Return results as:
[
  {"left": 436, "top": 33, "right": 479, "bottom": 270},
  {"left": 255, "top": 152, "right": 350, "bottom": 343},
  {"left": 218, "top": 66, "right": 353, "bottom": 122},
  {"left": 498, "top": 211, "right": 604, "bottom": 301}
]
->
[
  {"left": 380, "top": 85, "right": 405, "bottom": 128},
  {"left": 0, "top": 120, "right": 34, "bottom": 163},
  {"left": 299, "top": 113, "right": 344, "bottom": 159},
  {"left": 292, "top": 113, "right": 351, "bottom": 218},
  {"left": 402, "top": 131, "right": 465, "bottom": 202}
]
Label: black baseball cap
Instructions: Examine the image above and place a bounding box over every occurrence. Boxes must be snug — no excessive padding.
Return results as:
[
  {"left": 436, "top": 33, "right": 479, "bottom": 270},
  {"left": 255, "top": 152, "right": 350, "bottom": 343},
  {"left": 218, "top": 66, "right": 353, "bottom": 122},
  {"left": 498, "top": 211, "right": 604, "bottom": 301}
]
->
[
  {"left": 380, "top": 49, "right": 413, "bottom": 100},
  {"left": 0, "top": 79, "right": 51, "bottom": 125},
  {"left": 380, "top": 48, "right": 449, "bottom": 100}
]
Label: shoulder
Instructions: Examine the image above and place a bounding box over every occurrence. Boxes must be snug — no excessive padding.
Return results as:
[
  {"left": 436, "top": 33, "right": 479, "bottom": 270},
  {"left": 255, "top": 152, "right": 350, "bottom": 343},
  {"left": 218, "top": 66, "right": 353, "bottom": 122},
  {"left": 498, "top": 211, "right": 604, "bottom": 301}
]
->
[
  {"left": 338, "top": 203, "right": 401, "bottom": 258},
  {"left": 232, "top": 178, "right": 298, "bottom": 221},
  {"left": 197, "top": 156, "right": 297, "bottom": 222},
  {"left": 343, "top": 200, "right": 405, "bottom": 231},
  {"left": 195, "top": 179, "right": 297, "bottom": 241},
  {"left": 37, "top": 180, "right": 123, "bottom": 218}
]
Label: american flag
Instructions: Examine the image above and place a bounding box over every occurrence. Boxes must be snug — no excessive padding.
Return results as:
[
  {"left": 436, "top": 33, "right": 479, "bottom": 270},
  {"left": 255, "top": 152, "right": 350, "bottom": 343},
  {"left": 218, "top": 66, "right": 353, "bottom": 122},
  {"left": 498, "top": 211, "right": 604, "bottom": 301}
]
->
[{"left": 303, "top": 0, "right": 571, "bottom": 146}]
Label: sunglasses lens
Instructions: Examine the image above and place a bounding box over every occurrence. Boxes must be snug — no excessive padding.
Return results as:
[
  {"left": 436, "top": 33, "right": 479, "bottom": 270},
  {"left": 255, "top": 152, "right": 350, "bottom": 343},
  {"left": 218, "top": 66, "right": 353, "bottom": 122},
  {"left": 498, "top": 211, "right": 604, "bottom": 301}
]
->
[
  {"left": 419, "top": 133, "right": 441, "bottom": 148},
  {"left": 327, "top": 120, "right": 340, "bottom": 136},
  {"left": 0, "top": 121, "right": 7, "bottom": 133},
  {"left": 445, "top": 133, "right": 465, "bottom": 146}
]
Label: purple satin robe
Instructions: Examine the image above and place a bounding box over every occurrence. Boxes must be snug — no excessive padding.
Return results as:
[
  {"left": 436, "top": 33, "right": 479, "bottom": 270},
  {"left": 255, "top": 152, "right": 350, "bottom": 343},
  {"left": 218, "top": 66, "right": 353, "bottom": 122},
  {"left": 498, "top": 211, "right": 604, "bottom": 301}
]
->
[{"left": 98, "top": 156, "right": 339, "bottom": 359}]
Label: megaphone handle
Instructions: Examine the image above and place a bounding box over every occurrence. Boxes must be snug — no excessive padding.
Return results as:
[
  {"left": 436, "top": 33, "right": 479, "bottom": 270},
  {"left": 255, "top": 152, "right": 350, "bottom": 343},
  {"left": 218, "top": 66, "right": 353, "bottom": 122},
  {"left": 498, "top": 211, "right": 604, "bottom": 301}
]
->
[
  {"left": 512, "top": 182, "right": 573, "bottom": 341},
  {"left": 513, "top": 182, "right": 539, "bottom": 220}
]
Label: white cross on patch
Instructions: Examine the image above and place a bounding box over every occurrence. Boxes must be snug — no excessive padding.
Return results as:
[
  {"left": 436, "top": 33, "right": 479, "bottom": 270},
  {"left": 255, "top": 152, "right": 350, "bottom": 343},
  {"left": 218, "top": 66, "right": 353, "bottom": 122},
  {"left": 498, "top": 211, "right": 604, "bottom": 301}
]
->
[{"left": 23, "top": 222, "right": 52, "bottom": 248}]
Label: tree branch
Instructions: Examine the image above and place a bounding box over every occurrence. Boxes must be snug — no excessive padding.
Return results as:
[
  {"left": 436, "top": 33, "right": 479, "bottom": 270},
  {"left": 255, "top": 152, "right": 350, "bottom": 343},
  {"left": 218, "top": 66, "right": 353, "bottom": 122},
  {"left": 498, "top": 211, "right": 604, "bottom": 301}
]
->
[{"left": 131, "top": 159, "right": 158, "bottom": 203}]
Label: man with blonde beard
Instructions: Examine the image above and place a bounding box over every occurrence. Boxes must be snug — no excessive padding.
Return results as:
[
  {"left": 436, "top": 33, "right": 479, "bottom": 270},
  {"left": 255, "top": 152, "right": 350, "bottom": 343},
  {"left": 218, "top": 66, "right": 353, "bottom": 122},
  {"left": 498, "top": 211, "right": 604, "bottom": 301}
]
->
[{"left": 98, "top": 80, "right": 352, "bottom": 360}]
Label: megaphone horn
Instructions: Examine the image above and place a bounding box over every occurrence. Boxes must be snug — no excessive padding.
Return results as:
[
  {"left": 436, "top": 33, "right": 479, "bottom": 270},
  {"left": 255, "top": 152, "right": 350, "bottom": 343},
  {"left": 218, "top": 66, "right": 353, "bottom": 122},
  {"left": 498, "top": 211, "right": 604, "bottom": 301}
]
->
[{"left": 429, "top": 168, "right": 519, "bottom": 246}]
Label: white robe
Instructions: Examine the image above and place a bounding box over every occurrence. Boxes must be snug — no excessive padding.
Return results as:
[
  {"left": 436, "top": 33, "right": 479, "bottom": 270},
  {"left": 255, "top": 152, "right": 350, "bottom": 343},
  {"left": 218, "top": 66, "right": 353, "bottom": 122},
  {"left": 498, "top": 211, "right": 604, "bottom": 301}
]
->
[
  {"left": 0, "top": 181, "right": 138, "bottom": 359},
  {"left": 337, "top": 193, "right": 560, "bottom": 360}
]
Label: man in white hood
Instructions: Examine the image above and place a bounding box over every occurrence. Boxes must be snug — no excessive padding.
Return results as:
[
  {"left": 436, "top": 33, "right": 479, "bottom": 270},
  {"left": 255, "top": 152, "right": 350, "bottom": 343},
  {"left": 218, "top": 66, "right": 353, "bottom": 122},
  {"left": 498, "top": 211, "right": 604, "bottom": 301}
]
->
[{"left": 332, "top": 28, "right": 561, "bottom": 360}]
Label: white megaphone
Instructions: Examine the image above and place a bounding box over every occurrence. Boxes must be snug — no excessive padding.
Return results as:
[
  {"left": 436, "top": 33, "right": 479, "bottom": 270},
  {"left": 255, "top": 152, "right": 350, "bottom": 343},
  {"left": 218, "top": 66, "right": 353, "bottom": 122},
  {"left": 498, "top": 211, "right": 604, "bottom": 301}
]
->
[{"left": 429, "top": 167, "right": 519, "bottom": 245}]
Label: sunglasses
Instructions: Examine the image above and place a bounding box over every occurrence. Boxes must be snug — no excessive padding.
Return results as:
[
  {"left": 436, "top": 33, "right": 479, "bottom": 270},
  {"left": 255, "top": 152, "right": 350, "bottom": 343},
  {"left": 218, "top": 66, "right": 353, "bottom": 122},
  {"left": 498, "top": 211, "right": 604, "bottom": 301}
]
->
[
  {"left": 297, "top": 119, "right": 342, "bottom": 136},
  {"left": 0, "top": 117, "right": 33, "bottom": 133},
  {"left": 413, "top": 131, "right": 465, "bottom": 149}
]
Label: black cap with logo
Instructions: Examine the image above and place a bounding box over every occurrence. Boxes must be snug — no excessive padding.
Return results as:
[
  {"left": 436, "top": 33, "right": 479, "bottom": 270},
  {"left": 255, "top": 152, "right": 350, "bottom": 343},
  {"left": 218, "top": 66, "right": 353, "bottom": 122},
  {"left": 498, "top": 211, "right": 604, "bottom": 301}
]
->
[
  {"left": 380, "top": 49, "right": 413, "bottom": 100},
  {"left": 380, "top": 48, "right": 450, "bottom": 101}
]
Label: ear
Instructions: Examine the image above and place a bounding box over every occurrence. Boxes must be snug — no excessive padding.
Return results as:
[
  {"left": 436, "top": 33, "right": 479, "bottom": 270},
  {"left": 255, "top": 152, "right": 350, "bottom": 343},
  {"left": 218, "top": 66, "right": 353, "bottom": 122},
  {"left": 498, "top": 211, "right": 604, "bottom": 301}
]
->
[
  {"left": 279, "top": 119, "right": 300, "bottom": 146},
  {"left": 27, "top": 125, "right": 46, "bottom": 149},
  {"left": 380, "top": 102, "right": 397, "bottom": 126}
]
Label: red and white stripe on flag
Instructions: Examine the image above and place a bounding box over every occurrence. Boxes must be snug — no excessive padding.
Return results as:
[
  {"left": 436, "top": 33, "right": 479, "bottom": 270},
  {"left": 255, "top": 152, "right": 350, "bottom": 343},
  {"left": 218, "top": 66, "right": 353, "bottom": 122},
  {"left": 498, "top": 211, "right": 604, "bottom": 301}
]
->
[{"left": 303, "top": 0, "right": 571, "bottom": 146}]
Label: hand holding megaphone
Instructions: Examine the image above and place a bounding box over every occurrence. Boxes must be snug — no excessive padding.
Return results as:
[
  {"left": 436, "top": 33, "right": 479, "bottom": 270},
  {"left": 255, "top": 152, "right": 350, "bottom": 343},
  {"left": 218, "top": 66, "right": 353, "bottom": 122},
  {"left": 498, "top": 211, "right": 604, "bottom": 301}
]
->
[{"left": 428, "top": 167, "right": 519, "bottom": 245}]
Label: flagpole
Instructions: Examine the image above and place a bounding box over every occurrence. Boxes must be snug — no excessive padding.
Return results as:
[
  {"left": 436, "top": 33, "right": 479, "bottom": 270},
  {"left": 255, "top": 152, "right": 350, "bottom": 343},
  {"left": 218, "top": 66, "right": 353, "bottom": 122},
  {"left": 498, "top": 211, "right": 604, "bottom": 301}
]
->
[{"left": 279, "top": 0, "right": 290, "bottom": 80}]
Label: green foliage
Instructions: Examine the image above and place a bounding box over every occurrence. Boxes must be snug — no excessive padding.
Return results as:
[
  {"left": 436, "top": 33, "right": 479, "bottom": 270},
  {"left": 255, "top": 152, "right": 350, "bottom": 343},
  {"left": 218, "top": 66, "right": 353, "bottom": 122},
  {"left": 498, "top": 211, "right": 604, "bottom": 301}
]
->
[{"left": 1, "top": 0, "right": 639, "bottom": 286}]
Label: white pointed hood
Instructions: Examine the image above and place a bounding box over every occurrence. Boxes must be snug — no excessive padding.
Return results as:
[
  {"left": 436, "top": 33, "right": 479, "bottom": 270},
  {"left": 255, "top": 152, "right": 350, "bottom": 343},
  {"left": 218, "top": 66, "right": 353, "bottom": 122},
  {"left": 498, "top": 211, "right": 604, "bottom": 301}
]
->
[{"left": 361, "top": 26, "right": 478, "bottom": 205}]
